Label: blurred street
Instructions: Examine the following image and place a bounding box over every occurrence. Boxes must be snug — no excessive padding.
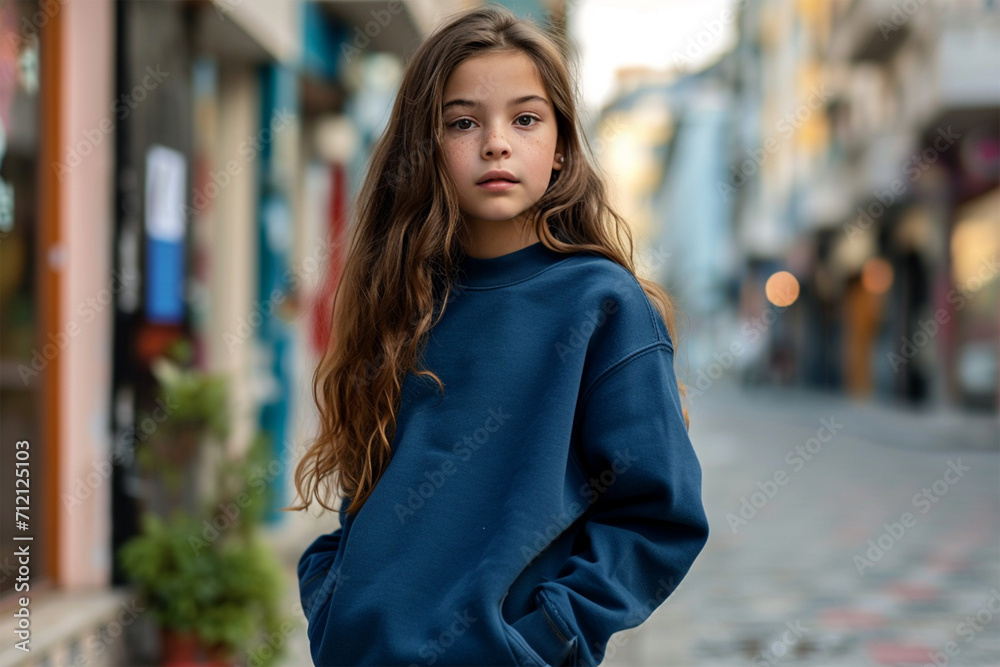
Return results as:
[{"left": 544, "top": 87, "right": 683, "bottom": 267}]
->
[{"left": 604, "top": 380, "right": 1000, "bottom": 667}]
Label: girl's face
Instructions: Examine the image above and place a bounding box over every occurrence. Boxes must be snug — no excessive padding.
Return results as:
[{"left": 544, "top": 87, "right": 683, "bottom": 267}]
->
[{"left": 441, "top": 50, "right": 563, "bottom": 244}]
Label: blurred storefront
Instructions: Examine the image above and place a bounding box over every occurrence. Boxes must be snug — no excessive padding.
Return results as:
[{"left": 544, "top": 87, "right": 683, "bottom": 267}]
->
[
  {"left": 0, "top": 0, "right": 59, "bottom": 602},
  {"left": 0, "top": 0, "right": 124, "bottom": 664},
  {"left": 108, "top": 0, "right": 311, "bottom": 590}
]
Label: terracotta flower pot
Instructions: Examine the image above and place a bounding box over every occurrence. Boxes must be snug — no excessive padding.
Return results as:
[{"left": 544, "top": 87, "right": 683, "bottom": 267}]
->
[
  {"left": 160, "top": 629, "right": 233, "bottom": 666},
  {"left": 206, "top": 644, "right": 235, "bottom": 666},
  {"left": 160, "top": 628, "right": 200, "bottom": 666}
]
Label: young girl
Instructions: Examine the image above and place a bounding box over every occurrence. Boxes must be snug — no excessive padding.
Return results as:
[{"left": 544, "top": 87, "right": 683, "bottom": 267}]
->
[{"left": 292, "top": 5, "right": 709, "bottom": 666}]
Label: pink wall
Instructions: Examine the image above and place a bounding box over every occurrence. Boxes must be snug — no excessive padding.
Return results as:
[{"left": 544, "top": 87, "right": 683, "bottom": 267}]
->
[{"left": 57, "top": 0, "right": 115, "bottom": 588}]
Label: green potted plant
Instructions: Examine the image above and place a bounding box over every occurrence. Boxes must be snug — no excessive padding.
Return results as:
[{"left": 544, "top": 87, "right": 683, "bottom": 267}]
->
[
  {"left": 119, "top": 509, "right": 285, "bottom": 665},
  {"left": 120, "top": 345, "right": 288, "bottom": 666},
  {"left": 136, "top": 346, "right": 230, "bottom": 509}
]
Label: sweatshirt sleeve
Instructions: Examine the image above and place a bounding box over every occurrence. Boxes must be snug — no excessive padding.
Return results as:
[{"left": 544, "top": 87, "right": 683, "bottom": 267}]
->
[
  {"left": 298, "top": 496, "right": 352, "bottom": 620},
  {"left": 298, "top": 528, "right": 342, "bottom": 619},
  {"left": 517, "top": 341, "right": 709, "bottom": 666}
]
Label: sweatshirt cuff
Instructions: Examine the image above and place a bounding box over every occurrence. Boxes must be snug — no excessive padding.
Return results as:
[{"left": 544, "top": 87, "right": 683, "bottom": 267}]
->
[{"left": 510, "top": 597, "right": 577, "bottom": 666}]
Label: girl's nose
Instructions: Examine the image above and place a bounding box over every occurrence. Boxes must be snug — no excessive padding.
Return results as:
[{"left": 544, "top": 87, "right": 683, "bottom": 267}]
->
[{"left": 482, "top": 128, "right": 511, "bottom": 159}]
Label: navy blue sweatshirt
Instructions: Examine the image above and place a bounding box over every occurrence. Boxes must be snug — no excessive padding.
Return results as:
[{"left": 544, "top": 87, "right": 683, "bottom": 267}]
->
[{"left": 298, "top": 241, "right": 709, "bottom": 666}]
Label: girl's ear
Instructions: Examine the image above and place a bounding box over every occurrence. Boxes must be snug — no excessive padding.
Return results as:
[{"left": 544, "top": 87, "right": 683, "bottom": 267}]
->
[{"left": 552, "top": 141, "right": 565, "bottom": 171}]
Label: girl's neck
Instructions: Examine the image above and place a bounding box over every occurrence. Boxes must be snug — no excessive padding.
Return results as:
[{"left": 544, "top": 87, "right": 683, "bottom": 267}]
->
[{"left": 460, "top": 217, "right": 541, "bottom": 260}]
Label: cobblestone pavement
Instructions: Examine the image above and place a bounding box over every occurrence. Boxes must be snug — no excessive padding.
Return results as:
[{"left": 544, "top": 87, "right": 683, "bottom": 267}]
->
[
  {"left": 276, "top": 382, "right": 999, "bottom": 666},
  {"left": 601, "top": 382, "right": 1000, "bottom": 667}
]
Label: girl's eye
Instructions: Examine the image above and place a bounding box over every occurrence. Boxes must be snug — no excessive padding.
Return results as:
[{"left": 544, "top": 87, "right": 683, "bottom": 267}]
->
[{"left": 447, "top": 115, "right": 539, "bottom": 130}]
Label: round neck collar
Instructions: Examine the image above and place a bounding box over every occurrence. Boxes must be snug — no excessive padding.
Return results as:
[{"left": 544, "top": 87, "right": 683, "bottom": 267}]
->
[{"left": 455, "top": 241, "right": 570, "bottom": 289}]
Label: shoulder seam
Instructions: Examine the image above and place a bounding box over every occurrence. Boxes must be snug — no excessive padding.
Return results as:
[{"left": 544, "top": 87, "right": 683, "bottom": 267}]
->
[
  {"left": 626, "top": 270, "right": 665, "bottom": 346},
  {"left": 580, "top": 340, "right": 673, "bottom": 405}
]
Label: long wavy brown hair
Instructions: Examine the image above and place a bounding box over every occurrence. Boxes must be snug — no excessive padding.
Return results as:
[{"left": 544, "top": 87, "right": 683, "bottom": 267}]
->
[{"left": 289, "top": 4, "right": 690, "bottom": 516}]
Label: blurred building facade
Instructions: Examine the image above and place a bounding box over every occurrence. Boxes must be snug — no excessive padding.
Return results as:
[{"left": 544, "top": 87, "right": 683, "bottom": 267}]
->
[
  {"left": 589, "top": 0, "right": 997, "bottom": 410},
  {"left": 1, "top": 0, "right": 120, "bottom": 642},
  {"left": 729, "top": 0, "right": 999, "bottom": 409},
  {"left": 589, "top": 64, "right": 741, "bottom": 377}
]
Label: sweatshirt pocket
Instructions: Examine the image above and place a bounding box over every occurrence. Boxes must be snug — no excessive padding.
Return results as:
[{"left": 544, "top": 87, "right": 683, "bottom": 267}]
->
[
  {"left": 500, "top": 608, "right": 546, "bottom": 666},
  {"left": 500, "top": 590, "right": 579, "bottom": 666}
]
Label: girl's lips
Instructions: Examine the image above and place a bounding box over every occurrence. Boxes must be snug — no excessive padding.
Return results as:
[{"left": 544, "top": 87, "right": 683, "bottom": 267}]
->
[{"left": 477, "top": 179, "right": 518, "bottom": 191}]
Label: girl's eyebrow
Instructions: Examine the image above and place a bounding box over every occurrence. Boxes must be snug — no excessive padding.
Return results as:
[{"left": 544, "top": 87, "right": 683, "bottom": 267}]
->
[{"left": 442, "top": 94, "right": 549, "bottom": 112}]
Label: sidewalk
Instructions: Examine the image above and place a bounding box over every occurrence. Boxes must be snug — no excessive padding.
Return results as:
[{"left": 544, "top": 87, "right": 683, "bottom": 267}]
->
[
  {"left": 692, "top": 381, "right": 999, "bottom": 453},
  {"left": 603, "top": 379, "right": 1000, "bottom": 666}
]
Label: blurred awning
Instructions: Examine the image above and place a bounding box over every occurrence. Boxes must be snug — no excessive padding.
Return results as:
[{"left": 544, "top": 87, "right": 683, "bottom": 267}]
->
[
  {"left": 827, "top": 0, "right": 910, "bottom": 63},
  {"left": 193, "top": 0, "right": 466, "bottom": 65},
  {"left": 317, "top": 0, "right": 467, "bottom": 60},
  {"left": 196, "top": 0, "right": 304, "bottom": 64}
]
